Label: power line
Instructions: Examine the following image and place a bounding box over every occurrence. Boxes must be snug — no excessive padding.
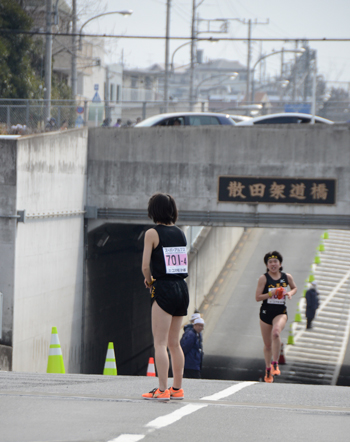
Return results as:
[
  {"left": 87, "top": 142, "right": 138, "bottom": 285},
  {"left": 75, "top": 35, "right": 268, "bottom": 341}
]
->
[{"left": 1, "top": 28, "right": 350, "bottom": 42}]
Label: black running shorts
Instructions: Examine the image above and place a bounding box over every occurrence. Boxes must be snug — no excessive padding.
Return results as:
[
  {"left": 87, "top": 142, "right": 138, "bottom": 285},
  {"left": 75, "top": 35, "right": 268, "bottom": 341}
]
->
[
  {"left": 260, "top": 304, "right": 288, "bottom": 325},
  {"left": 151, "top": 279, "right": 189, "bottom": 316}
]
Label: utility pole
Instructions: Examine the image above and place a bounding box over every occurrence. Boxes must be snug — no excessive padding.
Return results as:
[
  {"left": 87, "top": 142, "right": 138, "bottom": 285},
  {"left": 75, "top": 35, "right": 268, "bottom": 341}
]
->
[
  {"left": 71, "top": 0, "right": 77, "bottom": 99},
  {"left": 189, "top": 0, "right": 196, "bottom": 111},
  {"left": 246, "top": 19, "right": 252, "bottom": 103},
  {"left": 303, "top": 46, "right": 310, "bottom": 101},
  {"left": 311, "top": 55, "right": 317, "bottom": 124},
  {"left": 224, "top": 18, "right": 268, "bottom": 104},
  {"left": 44, "top": 0, "right": 53, "bottom": 121},
  {"left": 292, "top": 40, "right": 298, "bottom": 101},
  {"left": 245, "top": 19, "right": 269, "bottom": 103},
  {"left": 163, "top": 0, "right": 171, "bottom": 113}
]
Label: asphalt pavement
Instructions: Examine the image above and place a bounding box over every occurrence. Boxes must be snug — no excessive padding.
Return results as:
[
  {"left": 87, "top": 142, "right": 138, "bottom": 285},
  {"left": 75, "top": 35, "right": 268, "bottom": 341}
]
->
[
  {"left": 0, "top": 371, "right": 349, "bottom": 442},
  {"left": 201, "top": 227, "right": 324, "bottom": 381}
]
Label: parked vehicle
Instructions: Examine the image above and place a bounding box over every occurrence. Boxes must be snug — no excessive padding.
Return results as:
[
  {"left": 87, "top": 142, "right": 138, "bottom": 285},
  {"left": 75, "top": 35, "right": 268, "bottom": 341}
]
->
[
  {"left": 229, "top": 114, "right": 252, "bottom": 123},
  {"left": 134, "top": 112, "right": 235, "bottom": 127},
  {"left": 236, "top": 112, "right": 334, "bottom": 126}
]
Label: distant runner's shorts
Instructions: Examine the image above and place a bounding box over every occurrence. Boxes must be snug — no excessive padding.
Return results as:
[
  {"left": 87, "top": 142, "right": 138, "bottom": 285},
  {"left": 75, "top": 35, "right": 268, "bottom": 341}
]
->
[
  {"left": 260, "top": 304, "right": 288, "bottom": 325},
  {"left": 151, "top": 279, "right": 189, "bottom": 316}
]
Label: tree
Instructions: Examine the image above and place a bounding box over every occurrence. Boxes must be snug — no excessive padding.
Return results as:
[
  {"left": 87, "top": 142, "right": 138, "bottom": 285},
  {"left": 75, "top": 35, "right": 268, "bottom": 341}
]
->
[{"left": 0, "top": 0, "right": 40, "bottom": 98}]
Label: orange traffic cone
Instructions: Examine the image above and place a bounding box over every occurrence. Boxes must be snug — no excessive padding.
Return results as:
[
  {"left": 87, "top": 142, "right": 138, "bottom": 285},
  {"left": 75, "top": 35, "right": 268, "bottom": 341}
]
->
[
  {"left": 146, "top": 357, "right": 156, "bottom": 376},
  {"left": 279, "top": 343, "right": 286, "bottom": 365}
]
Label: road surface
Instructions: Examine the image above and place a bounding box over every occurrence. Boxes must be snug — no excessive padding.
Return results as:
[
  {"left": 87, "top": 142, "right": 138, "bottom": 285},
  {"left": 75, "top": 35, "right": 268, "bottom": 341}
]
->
[{"left": 0, "top": 371, "right": 349, "bottom": 442}]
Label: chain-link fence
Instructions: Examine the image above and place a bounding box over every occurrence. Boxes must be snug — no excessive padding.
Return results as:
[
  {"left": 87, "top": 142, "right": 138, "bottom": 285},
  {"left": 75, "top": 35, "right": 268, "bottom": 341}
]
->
[
  {"left": 1, "top": 97, "right": 349, "bottom": 135},
  {"left": 0, "top": 99, "right": 83, "bottom": 135}
]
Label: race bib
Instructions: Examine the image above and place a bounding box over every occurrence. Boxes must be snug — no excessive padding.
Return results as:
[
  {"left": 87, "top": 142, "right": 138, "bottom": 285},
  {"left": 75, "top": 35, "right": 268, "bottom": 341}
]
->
[
  {"left": 163, "top": 246, "right": 188, "bottom": 274},
  {"left": 267, "top": 295, "right": 285, "bottom": 305}
]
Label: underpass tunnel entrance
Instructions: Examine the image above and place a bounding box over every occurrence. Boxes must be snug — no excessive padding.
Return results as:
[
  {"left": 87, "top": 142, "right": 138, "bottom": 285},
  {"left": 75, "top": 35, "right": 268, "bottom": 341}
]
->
[
  {"left": 83, "top": 223, "right": 153, "bottom": 376},
  {"left": 82, "top": 223, "right": 246, "bottom": 377}
]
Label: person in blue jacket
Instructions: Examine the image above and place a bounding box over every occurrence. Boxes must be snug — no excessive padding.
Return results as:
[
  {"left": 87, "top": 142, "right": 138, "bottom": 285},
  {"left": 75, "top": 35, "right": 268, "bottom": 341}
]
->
[{"left": 181, "top": 317, "right": 204, "bottom": 378}]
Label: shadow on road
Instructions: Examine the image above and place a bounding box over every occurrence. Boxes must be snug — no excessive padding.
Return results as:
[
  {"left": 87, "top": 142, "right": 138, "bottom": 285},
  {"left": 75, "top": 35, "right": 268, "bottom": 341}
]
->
[{"left": 202, "top": 355, "right": 266, "bottom": 382}]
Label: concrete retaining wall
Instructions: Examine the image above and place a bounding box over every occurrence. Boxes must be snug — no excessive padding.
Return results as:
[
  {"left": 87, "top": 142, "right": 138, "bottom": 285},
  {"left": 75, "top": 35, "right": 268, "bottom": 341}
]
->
[
  {"left": 0, "top": 139, "right": 18, "bottom": 370},
  {"left": 0, "top": 129, "right": 88, "bottom": 372},
  {"left": 186, "top": 226, "right": 244, "bottom": 321}
]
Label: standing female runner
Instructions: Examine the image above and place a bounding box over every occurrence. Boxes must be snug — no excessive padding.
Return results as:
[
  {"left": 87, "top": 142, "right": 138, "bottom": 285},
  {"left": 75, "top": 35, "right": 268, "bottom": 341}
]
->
[
  {"left": 255, "top": 251, "right": 297, "bottom": 383},
  {"left": 142, "top": 193, "right": 189, "bottom": 401}
]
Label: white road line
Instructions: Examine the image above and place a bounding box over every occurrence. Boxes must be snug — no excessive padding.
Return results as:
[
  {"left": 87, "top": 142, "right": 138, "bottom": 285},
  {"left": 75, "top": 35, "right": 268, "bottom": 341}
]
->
[
  {"left": 110, "top": 382, "right": 257, "bottom": 441},
  {"left": 200, "top": 381, "right": 257, "bottom": 401},
  {"left": 108, "top": 435, "right": 145, "bottom": 442},
  {"left": 145, "top": 403, "right": 208, "bottom": 430}
]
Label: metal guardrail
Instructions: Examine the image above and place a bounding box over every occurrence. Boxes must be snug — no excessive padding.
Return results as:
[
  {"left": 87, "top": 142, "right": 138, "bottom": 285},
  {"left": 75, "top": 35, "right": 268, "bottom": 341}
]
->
[{"left": 96, "top": 208, "right": 350, "bottom": 229}]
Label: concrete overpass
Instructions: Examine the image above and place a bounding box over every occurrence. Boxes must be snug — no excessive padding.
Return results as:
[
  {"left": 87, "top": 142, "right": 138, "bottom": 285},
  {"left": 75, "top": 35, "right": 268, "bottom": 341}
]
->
[
  {"left": 1, "top": 124, "right": 349, "bottom": 375},
  {"left": 87, "top": 124, "right": 350, "bottom": 229}
]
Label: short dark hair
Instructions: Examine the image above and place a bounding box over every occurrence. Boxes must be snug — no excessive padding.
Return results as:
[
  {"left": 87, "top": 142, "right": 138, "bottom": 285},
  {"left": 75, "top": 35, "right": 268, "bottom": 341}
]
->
[
  {"left": 264, "top": 250, "right": 283, "bottom": 271},
  {"left": 148, "top": 193, "right": 178, "bottom": 225}
]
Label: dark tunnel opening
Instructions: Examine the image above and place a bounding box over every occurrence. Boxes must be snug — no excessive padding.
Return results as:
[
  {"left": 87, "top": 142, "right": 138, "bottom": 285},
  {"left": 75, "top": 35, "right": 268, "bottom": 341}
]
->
[{"left": 82, "top": 223, "right": 154, "bottom": 376}]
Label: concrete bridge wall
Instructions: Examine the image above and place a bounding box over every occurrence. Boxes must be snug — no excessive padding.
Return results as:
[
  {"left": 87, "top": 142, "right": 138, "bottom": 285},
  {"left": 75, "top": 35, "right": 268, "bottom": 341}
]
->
[
  {"left": 0, "top": 129, "right": 88, "bottom": 372},
  {"left": 87, "top": 125, "right": 350, "bottom": 228}
]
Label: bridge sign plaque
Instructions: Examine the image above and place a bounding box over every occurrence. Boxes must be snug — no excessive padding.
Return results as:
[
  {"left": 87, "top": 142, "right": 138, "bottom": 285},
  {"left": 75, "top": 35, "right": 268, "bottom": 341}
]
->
[{"left": 218, "top": 176, "right": 336, "bottom": 205}]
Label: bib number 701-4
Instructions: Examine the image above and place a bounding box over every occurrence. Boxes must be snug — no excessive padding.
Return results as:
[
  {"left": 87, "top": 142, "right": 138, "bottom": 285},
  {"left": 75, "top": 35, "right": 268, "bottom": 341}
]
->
[{"left": 163, "top": 246, "right": 188, "bottom": 274}]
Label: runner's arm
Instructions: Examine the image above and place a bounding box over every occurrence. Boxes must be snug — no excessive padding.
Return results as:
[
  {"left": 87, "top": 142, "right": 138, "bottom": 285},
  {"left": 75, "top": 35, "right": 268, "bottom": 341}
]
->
[
  {"left": 142, "top": 228, "right": 158, "bottom": 287},
  {"left": 286, "top": 273, "right": 297, "bottom": 299},
  {"left": 255, "top": 275, "right": 274, "bottom": 302}
]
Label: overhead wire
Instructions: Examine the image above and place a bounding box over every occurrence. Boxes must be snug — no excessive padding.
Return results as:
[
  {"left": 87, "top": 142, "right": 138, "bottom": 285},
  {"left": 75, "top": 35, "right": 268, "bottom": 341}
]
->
[{"left": 1, "top": 28, "right": 350, "bottom": 42}]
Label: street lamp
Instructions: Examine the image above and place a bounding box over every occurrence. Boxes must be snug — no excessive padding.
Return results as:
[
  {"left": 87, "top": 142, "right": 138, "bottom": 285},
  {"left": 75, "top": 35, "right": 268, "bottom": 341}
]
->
[
  {"left": 251, "top": 48, "right": 305, "bottom": 104},
  {"left": 195, "top": 72, "right": 238, "bottom": 99},
  {"left": 71, "top": 10, "right": 133, "bottom": 99},
  {"left": 170, "top": 37, "right": 219, "bottom": 72},
  {"left": 171, "top": 42, "right": 192, "bottom": 72},
  {"left": 189, "top": 0, "right": 228, "bottom": 110},
  {"left": 78, "top": 10, "right": 133, "bottom": 50}
]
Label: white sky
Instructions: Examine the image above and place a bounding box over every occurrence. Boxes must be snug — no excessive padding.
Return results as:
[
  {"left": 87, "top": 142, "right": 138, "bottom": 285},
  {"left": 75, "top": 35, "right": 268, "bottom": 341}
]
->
[{"left": 78, "top": 0, "right": 350, "bottom": 87}]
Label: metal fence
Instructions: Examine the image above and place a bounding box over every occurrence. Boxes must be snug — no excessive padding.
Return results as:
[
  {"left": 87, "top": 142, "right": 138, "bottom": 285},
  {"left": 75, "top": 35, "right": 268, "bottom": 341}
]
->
[{"left": 1, "top": 98, "right": 349, "bottom": 135}]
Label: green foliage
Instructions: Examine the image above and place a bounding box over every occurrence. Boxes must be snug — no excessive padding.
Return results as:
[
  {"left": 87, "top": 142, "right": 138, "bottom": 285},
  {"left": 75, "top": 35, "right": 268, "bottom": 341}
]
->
[
  {"left": 0, "top": 0, "right": 39, "bottom": 98},
  {"left": 0, "top": 0, "right": 71, "bottom": 100}
]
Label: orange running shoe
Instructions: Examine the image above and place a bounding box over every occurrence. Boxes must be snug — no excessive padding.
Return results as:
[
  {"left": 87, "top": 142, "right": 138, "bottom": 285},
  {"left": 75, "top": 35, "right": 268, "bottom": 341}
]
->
[
  {"left": 142, "top": 388, "right": 170, "bottom": 401},
  {"left": 264, "top": 370, "right": 274, "bottom": 383},
  {"left": 169, "top": 387, "right": 184, "bottom": 400},
  {"left": 271, "top": 362, "right": 281, "bottom": 376}
]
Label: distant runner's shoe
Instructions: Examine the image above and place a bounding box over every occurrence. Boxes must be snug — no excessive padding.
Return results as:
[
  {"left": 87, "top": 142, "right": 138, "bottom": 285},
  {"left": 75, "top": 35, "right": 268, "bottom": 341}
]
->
[
  {"left": 264, "top": 370, "right": 274, "bottom": 383},
  {"left": 169, "top": 387, "right": 184, "bottom": 400},
  {"left": 271, "top": 362, "right": 281, "bottom": 376},
  {"left": 142, "top": 388, "right": 170, "bottom": 401}
]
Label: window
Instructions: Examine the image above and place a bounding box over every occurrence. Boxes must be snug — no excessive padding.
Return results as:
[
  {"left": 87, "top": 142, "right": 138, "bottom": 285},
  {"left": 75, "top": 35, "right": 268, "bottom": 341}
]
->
[
  {"left": 110, "top": 84, "right": 115, "bottom": 101},
  {"left": 145, "top": 76, "right": 152, "bottom": 89},
  {"left": 131, "top": 76, "right": 138, "bottom": 88},
  {"left": 188, "top": 115, "right": 220, "bottom": 125},
  {"left": 255, "top": 116, "right": 301, "bottom": 124},
  {"left": 158, "top": 117, "right": 185, "bottom": 126},
  {"left": 77, "top": 72, "right": 84, "bottom": 95}
]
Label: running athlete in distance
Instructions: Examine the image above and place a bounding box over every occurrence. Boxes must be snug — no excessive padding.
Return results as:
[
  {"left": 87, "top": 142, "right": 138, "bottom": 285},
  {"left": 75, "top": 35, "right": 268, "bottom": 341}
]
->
[
  {"left": 142, "top": 193, "right": 189, "bottom": 401},
  {"left": 255, "top": 251, "right": 297, "bottom": 383}
]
